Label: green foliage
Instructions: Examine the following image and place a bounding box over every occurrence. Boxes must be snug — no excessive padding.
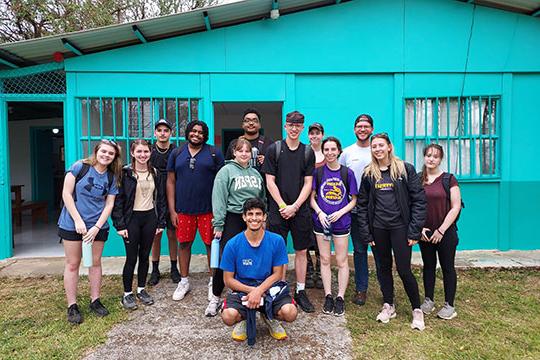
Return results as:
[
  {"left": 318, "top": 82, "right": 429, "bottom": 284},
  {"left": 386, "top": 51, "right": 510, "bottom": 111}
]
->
[{"left": 0, "top": 0, "right": 220, "bottom": 43}]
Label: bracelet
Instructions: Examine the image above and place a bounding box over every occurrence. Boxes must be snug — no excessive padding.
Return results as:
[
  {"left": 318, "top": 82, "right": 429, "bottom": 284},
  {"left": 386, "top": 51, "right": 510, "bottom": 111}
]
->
[
  {"left": 436, "top": 229, "right": 444, "bottom": 236},
  {"left": 316, "top": 210, "right": 321, "bottom": 216},
  {"left": 94, "top": 225, "right": 101, "bottom": 230},
  {"left": 278, "top": 203, "right": 287, "bottom": 210}
]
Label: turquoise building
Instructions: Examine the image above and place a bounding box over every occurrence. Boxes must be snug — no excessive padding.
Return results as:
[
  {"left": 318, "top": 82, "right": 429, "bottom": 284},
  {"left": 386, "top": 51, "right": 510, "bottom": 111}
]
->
[{"left": 1, "top": 0, "right": 539, "bottom": 260}]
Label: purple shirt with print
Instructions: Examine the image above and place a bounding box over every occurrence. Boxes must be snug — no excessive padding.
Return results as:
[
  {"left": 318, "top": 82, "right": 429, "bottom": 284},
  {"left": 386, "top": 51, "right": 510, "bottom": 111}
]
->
[{"left": 312, "top": 165, "right": 358, "bottom": 232}]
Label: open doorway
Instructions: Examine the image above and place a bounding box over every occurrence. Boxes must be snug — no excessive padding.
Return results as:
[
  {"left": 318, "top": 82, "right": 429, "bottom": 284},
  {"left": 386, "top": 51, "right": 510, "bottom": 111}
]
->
[
  {"left": 8, "top": 101, "right": 64, "bottom": 257},
  {"left": 213, "top": 102, "right": 283, "bottom": 154}
]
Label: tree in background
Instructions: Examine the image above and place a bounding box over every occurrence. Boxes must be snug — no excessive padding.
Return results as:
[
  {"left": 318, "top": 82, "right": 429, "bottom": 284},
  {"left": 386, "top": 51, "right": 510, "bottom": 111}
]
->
[{"left": 0, "top": 0, "right": 220, "bottom": 43}]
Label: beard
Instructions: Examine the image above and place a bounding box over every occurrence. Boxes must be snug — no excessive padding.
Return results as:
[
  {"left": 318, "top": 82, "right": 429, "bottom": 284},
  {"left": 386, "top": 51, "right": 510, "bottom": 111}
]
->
[{"left": 188, "top": 137, "right": 204, "bottom": 147}]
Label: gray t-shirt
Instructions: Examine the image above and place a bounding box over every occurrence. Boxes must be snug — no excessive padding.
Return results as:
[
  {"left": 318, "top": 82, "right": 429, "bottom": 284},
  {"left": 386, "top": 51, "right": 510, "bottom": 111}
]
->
[
  {"left": 339, "top": 143, "right": 372, "bottom": 191},
  {"left": 57, "top": 161, "right": 118, "bottom": 231}
]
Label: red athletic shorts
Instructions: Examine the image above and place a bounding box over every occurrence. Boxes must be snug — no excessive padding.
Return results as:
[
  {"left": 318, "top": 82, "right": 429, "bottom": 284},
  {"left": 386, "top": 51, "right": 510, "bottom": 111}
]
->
[{"left": 176, "top": 212, "right": 213, "bottom": 245}]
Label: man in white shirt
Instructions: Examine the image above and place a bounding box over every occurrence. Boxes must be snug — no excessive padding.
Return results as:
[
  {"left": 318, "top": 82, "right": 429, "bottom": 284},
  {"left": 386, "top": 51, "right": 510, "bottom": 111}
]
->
[{"left": 339, "top": 114, "right": 376, "bottom": 306}]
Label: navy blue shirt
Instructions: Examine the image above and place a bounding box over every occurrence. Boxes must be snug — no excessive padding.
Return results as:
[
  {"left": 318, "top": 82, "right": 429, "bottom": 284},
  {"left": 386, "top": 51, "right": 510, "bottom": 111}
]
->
[{"left": 166, "top": 144, "right": 224, "bottom": 214}]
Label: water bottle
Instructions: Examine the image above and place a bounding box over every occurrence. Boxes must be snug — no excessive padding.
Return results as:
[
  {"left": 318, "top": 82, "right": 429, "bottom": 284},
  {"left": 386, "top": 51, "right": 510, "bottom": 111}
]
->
[
  {"left": 323, "top": 217, "right": 332, "bottom": 241},
  {"left": 82, "top": 241, "right": 93, "bottom": 267},
  {"left": 251, "top": 147, "right": 259, "bottom": 168},
  {"left": 210, "top": 237, "right": 221, "bottom": 268}
]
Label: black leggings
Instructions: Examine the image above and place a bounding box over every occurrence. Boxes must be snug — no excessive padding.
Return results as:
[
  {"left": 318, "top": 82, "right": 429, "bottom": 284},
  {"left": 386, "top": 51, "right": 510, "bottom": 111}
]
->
[
  {"left": 419, "top": 226, "right": 458, "bottom": 306},
  {"left": 122, "top": 210, "right": 157, "bottom": 292},
  {"left": 373, "top": 227, "right": 421, "bottom": 310},
  {"left": 212, "top": 212, "right": 246, "bottom": 297}
]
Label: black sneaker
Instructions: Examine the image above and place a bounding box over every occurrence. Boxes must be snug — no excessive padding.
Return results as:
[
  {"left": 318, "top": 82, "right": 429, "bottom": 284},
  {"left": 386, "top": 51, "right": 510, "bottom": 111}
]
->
[
  {"left": 294, "top": 290, "right": 315, "bottom": 313},
  {"left": 121, "top": 294, "right": 138, "bottom": 310},
  {"left": 67, "top": 304, "right": 83, "bottom": 324},
  {"left": 170, "top": 268, "right": 181, "bottom": 283},
  {"left": 334, "top": 296, "right": 345, "bottom": 316},
  {"left": 322, "top": 295, "right": 334, "bottom": 315},
  {"left": 136, "top": 289, "right": 155, "bottom": 305},
  {"left": 148, "top": 270, "right": 160, "bottom": 286},
  {"left": 89, "top": 298, "right": 110, "bottom": 317}
]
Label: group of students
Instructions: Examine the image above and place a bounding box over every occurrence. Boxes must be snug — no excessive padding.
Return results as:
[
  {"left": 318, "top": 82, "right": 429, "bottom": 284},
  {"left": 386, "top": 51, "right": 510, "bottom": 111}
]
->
[{"left": 57, "top": 109, "right": 462, "bottom": 341}]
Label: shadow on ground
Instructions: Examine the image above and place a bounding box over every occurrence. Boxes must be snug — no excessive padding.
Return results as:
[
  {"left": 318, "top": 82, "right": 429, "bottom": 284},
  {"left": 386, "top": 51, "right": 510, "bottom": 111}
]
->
[{"left": 84, "top": 272, "right": 352, "bottom": 360}]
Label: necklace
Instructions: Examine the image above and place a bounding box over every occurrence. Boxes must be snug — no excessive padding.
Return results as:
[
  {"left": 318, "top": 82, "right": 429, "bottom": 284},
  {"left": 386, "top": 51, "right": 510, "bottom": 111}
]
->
[{"left": 155, "top": 144, "right": 170, "bottom": 154}]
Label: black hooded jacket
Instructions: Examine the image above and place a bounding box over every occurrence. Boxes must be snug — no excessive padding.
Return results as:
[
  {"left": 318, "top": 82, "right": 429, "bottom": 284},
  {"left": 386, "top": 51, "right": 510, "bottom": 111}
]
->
[
  {"left": 112, "top": 166, "right": 166, "bottom": 231},
  {"left": 357, "top": 162, "right": 426, "bottom": 243}
]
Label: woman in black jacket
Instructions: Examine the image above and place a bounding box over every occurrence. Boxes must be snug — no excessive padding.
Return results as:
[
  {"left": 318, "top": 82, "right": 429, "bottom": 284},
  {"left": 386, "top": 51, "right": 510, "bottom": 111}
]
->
[
  {"left": 112, "top": 139, "right": 166, "bottom": 310},
  {"left": 357, "top": 133, "right": 427, "bottom": 330}
]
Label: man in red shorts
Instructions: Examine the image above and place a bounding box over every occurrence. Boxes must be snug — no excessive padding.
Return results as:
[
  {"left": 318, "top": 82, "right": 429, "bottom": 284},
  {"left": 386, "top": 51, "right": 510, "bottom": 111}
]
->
[{"left": 167, "top": 120, "right": 224, "bottom": 301}]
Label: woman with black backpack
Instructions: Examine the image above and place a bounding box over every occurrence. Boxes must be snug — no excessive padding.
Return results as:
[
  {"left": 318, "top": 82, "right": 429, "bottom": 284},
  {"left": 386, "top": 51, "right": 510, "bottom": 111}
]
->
[
  {"left": 58, "top": 139, "right": 122, "bottom": 324},
  {"left": 112, "top": 139, "right": 167, "bottom": 311},
  {"left": 310, "top": 136, "right": 358, "bottom": 317},
  {"left": 419, "top": 144, "right": 462, "bottom": 320}
]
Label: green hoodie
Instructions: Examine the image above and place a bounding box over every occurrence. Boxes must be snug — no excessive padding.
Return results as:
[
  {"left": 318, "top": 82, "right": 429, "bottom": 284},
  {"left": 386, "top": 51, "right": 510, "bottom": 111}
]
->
[{"left": 212, "top": 160, "right": 266, "bottom": 232}]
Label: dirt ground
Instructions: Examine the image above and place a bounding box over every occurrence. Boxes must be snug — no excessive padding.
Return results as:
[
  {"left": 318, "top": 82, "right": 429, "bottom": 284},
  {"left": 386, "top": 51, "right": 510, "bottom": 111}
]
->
[{"left": 83, "top": 272, "right": 353, "bottom": 360}]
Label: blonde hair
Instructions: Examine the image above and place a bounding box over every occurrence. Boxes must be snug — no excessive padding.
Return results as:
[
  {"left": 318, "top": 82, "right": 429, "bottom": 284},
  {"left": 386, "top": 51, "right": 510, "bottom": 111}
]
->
[
  {"left": 82, "top": 139, "right": 123, "bottom": 185},
  {"left": 364, "top": 133, "right": 407, "bottom": 182}
]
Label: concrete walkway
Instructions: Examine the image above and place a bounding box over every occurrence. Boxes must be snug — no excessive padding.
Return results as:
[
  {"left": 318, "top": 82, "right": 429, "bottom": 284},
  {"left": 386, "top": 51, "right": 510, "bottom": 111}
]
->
[
  {"left": 1, "top": 250, "right": 538, "bottom": 360},
  {"left": 1, "top": 250, "right": 539, "bottom": 277}
]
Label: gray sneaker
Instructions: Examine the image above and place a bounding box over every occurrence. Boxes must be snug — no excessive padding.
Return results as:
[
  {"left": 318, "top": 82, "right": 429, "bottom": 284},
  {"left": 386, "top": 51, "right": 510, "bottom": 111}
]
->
[
  {"left": 136, "top": 289, "right": 154, "bottom": 305},
  {"left": 420, "top": 297, "right": 435, "bottom": 314},
  {"left": 121, "top": 294, "right": 138, "bottom": 310},
  {"left": 437, "top": 303, "right": 457, "bottom": 320}
]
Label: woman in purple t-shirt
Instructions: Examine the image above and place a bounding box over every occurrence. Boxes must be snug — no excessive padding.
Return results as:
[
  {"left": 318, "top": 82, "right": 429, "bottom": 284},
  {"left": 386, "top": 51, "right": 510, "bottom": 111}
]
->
[
  {"left": 419, "top": 144, "right": 462, "bottom": 320},
  {"left": 310, "top": 137, "right": 358, "bottom": 317}
]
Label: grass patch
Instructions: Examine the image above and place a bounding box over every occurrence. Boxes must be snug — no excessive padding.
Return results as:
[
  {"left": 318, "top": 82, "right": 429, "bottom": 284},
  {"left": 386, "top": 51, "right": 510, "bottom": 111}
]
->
[
  {"left": 0, "top": 275, "right": 127, "bottom": 360},
  {"left": 346, "top": 268, "right": 540, "bottom": 360}
]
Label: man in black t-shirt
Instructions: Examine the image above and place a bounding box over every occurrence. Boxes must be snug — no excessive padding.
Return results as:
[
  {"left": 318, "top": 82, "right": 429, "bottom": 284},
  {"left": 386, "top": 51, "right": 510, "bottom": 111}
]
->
[
  {"left": 224, "top": 108, "right": 273, "bottom": 173},
  {"left": 149, "top": 119, "right": 179, "bottom": 285},
  {"left": 262, "top": 110, "right": 316, "bottom": 313}
]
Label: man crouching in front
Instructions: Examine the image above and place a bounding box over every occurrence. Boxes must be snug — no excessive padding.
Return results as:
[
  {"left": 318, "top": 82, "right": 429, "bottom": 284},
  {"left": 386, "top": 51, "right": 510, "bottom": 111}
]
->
[{"left": 221, "top": 197, "right": 298, "bottom": 345}]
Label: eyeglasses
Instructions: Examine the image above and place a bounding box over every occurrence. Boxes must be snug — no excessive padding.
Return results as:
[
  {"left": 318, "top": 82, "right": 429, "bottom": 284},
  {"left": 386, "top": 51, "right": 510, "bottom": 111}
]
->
[
  {"left": 189, "top": 157, "right": 196, "bottom": 170},
  {"left": 355, "top": 125, "right": 372, "bottom": 130},
  {"left": 243, "top": 118, "right": 259, "bottom": 124},
  {"left": 286, "top": 123, "right": 303, "bottom": 129}
]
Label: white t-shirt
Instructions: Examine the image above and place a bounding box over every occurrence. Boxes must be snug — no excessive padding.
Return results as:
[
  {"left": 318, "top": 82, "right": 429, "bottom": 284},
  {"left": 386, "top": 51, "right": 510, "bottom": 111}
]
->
[{"left": 339, "top": 143, "right": 372, "bottom": 190}]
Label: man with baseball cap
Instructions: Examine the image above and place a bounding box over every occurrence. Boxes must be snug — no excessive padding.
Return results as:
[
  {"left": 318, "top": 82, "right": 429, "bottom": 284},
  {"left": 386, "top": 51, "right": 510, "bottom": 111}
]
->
[
  {"left": 149, "top": 119, "right": 180, "bottom": 285},
  {"left": 339, "top": 114, "right": 379, "bottom": 306},
  {"left": 262, "top": 110, "right": 316, "bottom": 313}
]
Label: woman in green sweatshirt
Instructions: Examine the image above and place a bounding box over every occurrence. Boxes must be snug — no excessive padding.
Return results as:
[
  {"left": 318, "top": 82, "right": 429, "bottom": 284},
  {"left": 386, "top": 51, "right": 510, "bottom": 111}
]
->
[{"left": 205, "top": 138, "right": 266, "bottom": 317}]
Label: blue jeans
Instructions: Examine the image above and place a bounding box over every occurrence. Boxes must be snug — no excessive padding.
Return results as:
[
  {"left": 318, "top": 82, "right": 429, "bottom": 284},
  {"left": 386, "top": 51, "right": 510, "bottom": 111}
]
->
[{"left": 350, "top": 215, "right": 369, "bottom": 292}]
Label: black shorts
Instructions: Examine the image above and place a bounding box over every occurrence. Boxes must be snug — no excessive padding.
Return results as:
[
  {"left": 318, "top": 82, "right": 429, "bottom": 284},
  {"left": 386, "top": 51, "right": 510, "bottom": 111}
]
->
[
  {"left": 313, "top": 224, "right": 351, "bottom": 237},
  {"left": 268, "top": 206, "right": 313, "bottom": 251},
  {"left": 58, "top": 227, "right": 109, "bottom": 242},
  {"left": 223, "top": 292, "right": 295, "bottom": 320},
  {"left": 164, "top": 208, "right": 175, "bottom": 231}
]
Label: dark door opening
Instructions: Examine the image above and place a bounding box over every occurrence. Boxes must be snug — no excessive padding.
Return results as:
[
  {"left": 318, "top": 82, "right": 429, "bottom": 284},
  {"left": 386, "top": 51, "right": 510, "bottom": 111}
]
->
[{"left": 8, "top": 101, "right": 64, "bottom": 257}]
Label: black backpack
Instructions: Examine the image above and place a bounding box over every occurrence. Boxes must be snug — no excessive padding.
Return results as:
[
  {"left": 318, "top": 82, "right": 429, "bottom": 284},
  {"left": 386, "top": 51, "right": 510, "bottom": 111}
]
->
[
  {"left": 69, "top": 162, "right": 114, "bottom": 202},
  {"left": 314, "top": 165, "right": 350, "bottom": 198},
  {"left": 274, "top": 140, "right": 311, "bottom": 167},
  {"left": 170, "top": 143, "right": 220, "bottom": 171}
]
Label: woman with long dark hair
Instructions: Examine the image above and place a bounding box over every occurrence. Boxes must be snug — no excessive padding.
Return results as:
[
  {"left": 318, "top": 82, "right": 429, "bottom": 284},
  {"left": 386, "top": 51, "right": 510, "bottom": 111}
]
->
[
  {"left": 357, "top": 133, "right": 427, "bottom": 330},
  {"left": 112, "top": 139, "right": 166, "bottom": 310},
  {"left": 205, "top": 138, "right": 265, "bottom": 317},
  {"left": 58, "top": 139, "right": 122, "bottom": 324},
  {"left": 310, "top": 136, "right": 357, "bottom": 316},
  {"left": 419, "top": 144, "right": 462, "bottom": 320}
]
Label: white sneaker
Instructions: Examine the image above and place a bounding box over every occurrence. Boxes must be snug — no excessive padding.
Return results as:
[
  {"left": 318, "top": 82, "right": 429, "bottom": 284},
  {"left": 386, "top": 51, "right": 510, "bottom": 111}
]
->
[
  {"left": 411, "top": 308, "right": 426, "bottom": 331},
  {"left": 207, "top": 278, "right": 213, "bottom": 302},
  {"left": 172, "top": 281, "right": 190, "bottom": 301},
  {"left": 376, "top": 303, "right": 396, "bottom": 323},
  {"left": 205, "top": 295, "right": 221, "bottom": 317}
]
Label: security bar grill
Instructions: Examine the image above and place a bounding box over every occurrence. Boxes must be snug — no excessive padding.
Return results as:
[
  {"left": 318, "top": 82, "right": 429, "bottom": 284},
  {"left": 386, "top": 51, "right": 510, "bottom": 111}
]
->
[
  {"left": 404, "top": 96, "right": 500, "bottom": 179},
  {"left": 79, "top": 97, "right": 200, "bottom": 164}
]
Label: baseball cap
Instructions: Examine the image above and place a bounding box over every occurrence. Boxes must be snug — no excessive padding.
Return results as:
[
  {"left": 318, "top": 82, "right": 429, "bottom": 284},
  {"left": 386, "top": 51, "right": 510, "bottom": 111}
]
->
[
  {"left": 308, "top": 122, "right": 324, "bottom": 133},
  {"left": 354, "top": 114, "right": 373, "bottom": 127},
  {"left": 155, "top": 119, "right": 172, "bottom": 130}
]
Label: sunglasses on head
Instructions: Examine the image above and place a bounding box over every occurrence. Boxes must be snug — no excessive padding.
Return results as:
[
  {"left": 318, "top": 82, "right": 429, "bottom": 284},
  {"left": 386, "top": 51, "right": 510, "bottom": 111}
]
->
[
  {"left": 101, "top": 139, "right": 118, "bottom": 146},
  {"left": 371, "top": 132, "right": 390, "bottom": 140}
]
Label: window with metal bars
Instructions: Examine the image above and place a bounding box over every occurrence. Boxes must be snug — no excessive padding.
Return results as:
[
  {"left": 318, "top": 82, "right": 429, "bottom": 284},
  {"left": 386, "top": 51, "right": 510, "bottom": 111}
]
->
[
  {"left": 404, "top": 96, "right": 499, "bottom": 179},
  {"left": 79, "top": 97, "right": 199, "bottom": 163}
]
